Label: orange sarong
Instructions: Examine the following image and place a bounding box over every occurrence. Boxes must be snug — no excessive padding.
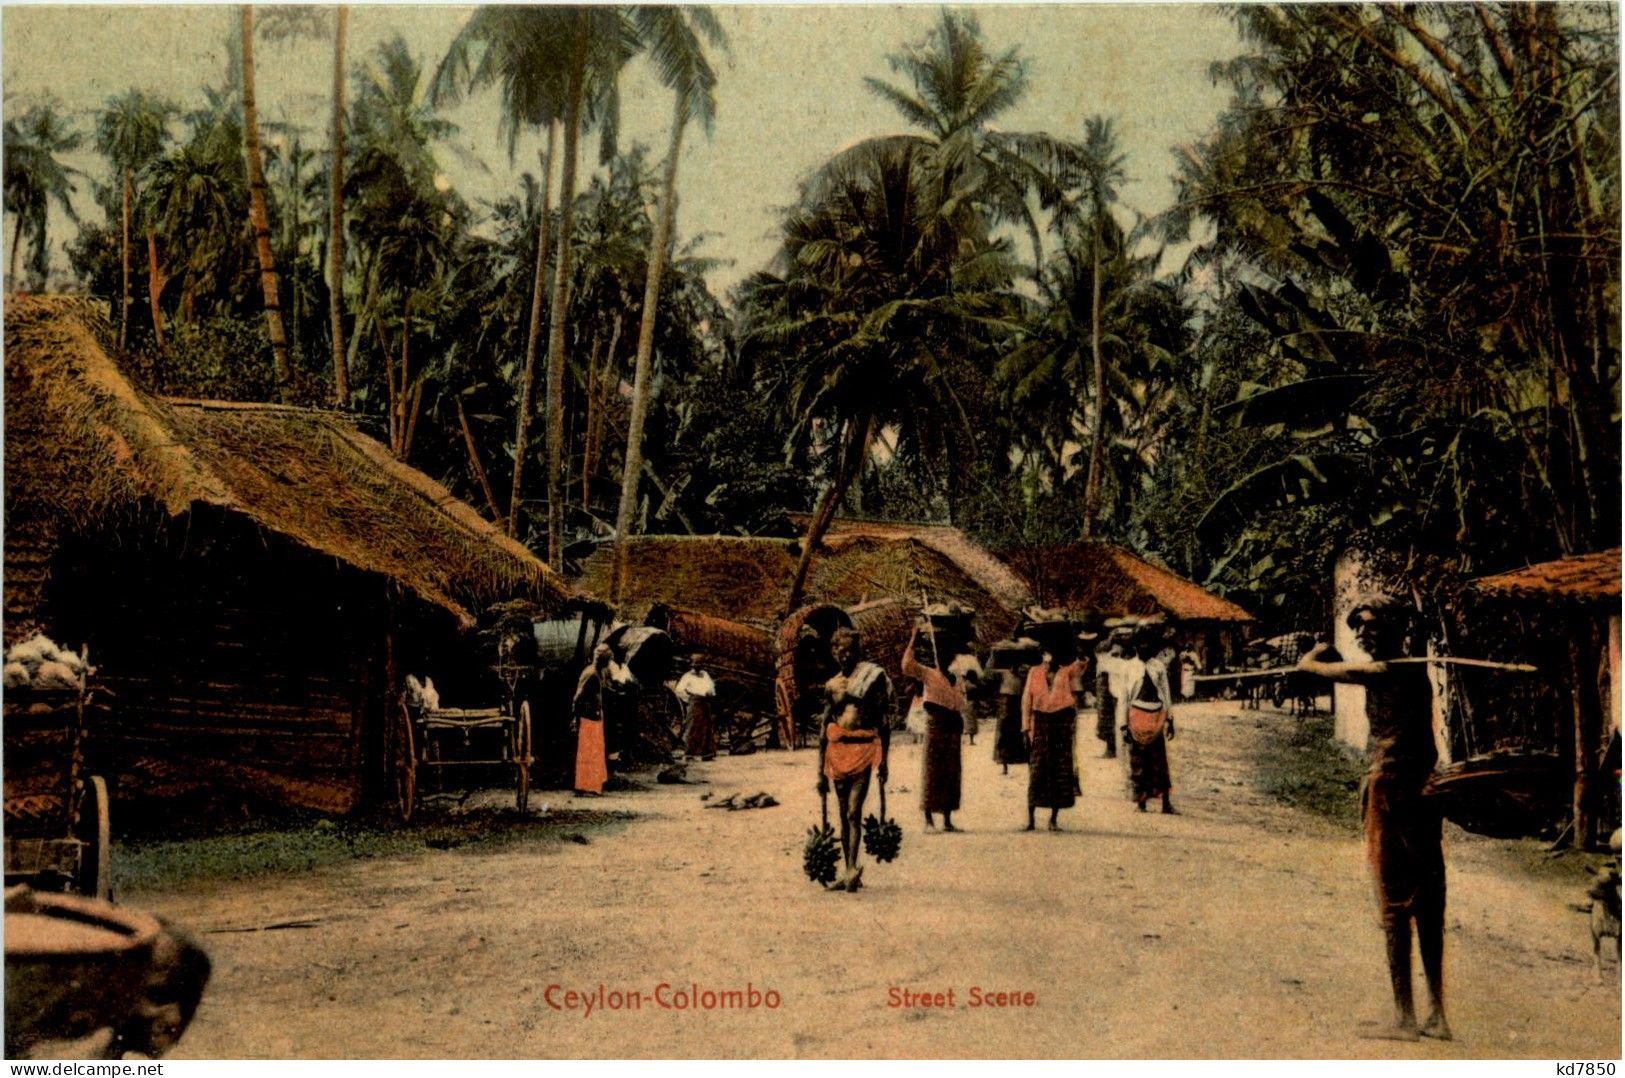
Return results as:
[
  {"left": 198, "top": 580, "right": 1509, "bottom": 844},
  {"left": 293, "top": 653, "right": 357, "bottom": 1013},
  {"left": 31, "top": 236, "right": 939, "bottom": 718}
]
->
[
  {"left": 822, "top": 724, "right": 883, "bottom": 781},
  {"left": 1127, "top": 704, "right": 1168, "bottom": 746},
  {"left": 575, "top": 718, "right": 608, "bottom": 793}
]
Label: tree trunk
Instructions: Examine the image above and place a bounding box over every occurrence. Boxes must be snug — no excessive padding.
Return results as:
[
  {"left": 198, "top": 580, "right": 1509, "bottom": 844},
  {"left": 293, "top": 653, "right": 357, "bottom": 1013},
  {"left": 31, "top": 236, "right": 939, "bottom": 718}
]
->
[
  {"left": 329, "top": 4, "right": 349, "bottom": 407},
  {"left": 241, "top": 6, "right": 294, "bottom": 401},
  {"left": 786, "top": 414, "right": 876, "bottom": 614},
  {"left": 457, "top": 396, "right": 506, "bottom": 532},
  {"left": 8, "top": 213, "right": 23, "bottom": 296},
  {"left": 145, "top": 227, "right": 168, "bottom": 349},
  {"left": 508, "top": 120, "right": 557, "bottom": 537},
  {"left": 581, "top": 330, "right": 603, "bottom": 510},
  {"left": 544, "top": 31, "right": 588, "bottom": 569},
  {"left": 612, "top": 99, "right": 686, "bottom": 603},
  {"left": 1081, "top": 218, "right": 1105, "bottom": 539},
  {"left": 119, "top": 170, "right": 132, "bottom": 351},
  {"left": 393, "top": 304, "right": 412, "bottom": 457}
]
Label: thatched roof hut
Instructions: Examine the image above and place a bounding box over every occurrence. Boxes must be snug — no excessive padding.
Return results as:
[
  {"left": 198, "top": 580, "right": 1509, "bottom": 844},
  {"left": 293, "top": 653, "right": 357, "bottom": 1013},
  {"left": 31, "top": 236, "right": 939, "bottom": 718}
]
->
[
  {"left": 5, "top": 297, "right": 566, "bottom": 635},
  {"left": 578, "top": 525, "right": 1031, "bottom": 639},
  {"left": 1468, "top": 549, "right": 1621, "bottom": 848},
  {"left": 5, "top": 296, "right": 570, "bottom": 813},
  {"left": 1003, "top": 541, "right": 1252, "bottom": 625},
  {"left": 577, "top": 524, "right": 1031, "bottom": 746},
  {"left": 1000, "top": 541, "right": 1253, "bottom": 672}
]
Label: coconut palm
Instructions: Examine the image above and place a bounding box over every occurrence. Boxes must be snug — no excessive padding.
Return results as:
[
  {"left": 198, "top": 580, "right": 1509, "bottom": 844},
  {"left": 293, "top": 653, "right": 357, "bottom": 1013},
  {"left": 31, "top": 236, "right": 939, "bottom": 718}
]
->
[
  {"left": 140, "top": 133, "right": 246, "bottom": 330},
  {"left": 239, "top": 6, "right": 294, "bottom": 400},
  {"left": 1066, "top": 117, "right": 1127, "bottom": 538},
  {"left": 258, "top": 5, "right": 351, "bottom": 403},
  {"left": 743, "top": 136, "right": 1019, "bottom": 610},
  {"left": 864, "top": 10, "right": 1073, "bottom": 274},
  {"left": 330, "top": 6, "right": 350, "bottom": 406},
  {"left": 94, "top": 91, "right": 176, "bottom": 350},
  {"left": 4, "top": 103, "right": 83, "bottom": 294},
  {"left": 610, "top": 6, "right": 726, "bottom": 600},
  {"left": 434, "top": 6, "right": 638, "bottom": 563}
]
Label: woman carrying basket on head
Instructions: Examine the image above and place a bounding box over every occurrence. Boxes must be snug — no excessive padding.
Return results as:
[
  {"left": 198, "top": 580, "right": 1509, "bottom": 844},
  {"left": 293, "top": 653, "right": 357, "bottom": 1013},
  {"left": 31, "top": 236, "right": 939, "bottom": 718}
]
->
[{"left": 902, "top": 626, "right": 967, "bottom": 832}]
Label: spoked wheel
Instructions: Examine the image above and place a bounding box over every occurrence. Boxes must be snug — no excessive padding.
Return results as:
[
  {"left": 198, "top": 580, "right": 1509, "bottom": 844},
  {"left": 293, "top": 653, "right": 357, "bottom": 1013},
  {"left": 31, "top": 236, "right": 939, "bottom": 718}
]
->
[
  {"left": 391, "top": 699, "right": 417, "bottom": 823},
  {"left": 75, "top": 775, "right": 112, "bottom": 901},
  {"left": 515, "top": 701, "right": 532, "bottom": 814}
]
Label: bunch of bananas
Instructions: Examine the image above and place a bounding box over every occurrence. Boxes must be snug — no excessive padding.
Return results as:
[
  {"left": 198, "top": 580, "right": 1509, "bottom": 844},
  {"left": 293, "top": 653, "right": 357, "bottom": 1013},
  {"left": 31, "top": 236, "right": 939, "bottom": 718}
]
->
[
  {"left": 802, "top": 823, "right": 839, "bottom": 884},
  {"left": 862, "top": 813, "right": 902, "bottom": 862}
]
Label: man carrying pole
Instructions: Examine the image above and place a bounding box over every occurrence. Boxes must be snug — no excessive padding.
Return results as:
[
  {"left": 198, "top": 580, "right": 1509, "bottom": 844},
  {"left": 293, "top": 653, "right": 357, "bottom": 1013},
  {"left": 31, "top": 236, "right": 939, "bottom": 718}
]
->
[{"left": 1298, "top": 599, "right": 1451, "bottom": 1042}]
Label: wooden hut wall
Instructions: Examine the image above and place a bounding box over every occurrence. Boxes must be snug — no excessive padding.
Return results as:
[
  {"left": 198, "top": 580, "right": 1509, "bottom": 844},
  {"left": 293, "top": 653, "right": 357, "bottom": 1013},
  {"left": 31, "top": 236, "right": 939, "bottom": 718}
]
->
[{"left": 48, "top": 507, "right": 390, "bottom": 814}]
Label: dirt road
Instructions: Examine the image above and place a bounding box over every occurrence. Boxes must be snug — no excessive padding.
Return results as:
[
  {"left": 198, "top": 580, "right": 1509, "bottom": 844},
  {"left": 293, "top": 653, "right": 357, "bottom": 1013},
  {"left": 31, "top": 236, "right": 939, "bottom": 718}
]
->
[{"left": 126, "top": 702, "right": 1620, "bottom": 1059}]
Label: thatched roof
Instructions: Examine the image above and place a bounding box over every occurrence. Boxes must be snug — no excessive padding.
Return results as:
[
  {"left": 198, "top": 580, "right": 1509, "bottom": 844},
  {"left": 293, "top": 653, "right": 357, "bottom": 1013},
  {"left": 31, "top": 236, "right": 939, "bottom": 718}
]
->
[
  {"left": 4, "top": 296, "right": 569, "bottom": 626},
  {"left": 1004, "top": 541, "right": 1254, "bottom": 624},
  {"left": 1471, "top": 549, "right": 1621, "bottom": 607},
  {"left": 790, "top": 515, "right": 1035, "bottom": 613},
  {"left": 576, "top": 529, "right": 1027, "bottom": 640}
]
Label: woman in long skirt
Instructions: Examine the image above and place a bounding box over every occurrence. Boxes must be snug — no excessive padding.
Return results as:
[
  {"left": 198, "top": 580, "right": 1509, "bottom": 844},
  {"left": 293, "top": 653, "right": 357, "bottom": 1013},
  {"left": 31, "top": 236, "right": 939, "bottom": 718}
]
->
[
  {"left": 993, "top": 666, "right": 1029, "bottom": 773},
  {"left": 572, "top": 645, "right": 615, "bottom": 796},
  {"left": 903, "top": 628, "right": 966, "bottom": 831},
  {"left": 1022, "top": 650, "right": 1089, "bottom": 830},
  {"left": 1121, "top": 628, "right": 1177, "bottom": 813}
]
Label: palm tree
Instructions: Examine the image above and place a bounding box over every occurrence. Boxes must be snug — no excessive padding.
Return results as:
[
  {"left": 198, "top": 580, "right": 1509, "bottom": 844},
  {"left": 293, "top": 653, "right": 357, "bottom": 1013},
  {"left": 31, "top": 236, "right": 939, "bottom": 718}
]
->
[
  {"left": 140, "top": 136, "right": 246, "bottom": 330},
  {"left": 1069, "top": 117, "right": 1127, "bottom": 538},
  {"left": 744, "top": 137, "right": 1018, "bottom": 610},
  {"left": 346, "top": 34, "right": 462, "bottom": 457},
  {"left": 240, "top": 5, "right": 293, "bottom": 400},
  {"left": 611, "top": 6, "right": 726, "bottom": 601},
  {"left": 94, "top": 91, "right": 175, "bottom": 350},
  {"left": 433, "top": 7, "right": 570, "bottom": 543},
  {"left": 4, "top": 103, "right": 83, "bottom": 295},
  {"left": 864, "top": 10, "right": 1071, "bottom": 274},
  {"left": 330, "top": 6, "right": 350, "bottom": 406},
  {"left": 437, "top": 6, "right": 639, "bottom": 563}
]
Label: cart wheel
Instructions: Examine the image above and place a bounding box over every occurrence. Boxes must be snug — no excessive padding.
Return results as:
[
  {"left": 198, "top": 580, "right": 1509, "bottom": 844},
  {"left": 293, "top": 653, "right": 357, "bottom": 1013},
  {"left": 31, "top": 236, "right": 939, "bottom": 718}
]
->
[
  {"left": 391, "top": 699, "right": 417, "bottom": 824},
  {"left": 515, "top": 701, "right": 532, "bottom": 813},
  {"left": 75, "top": 775, "right": 112, "bottom": 901}
]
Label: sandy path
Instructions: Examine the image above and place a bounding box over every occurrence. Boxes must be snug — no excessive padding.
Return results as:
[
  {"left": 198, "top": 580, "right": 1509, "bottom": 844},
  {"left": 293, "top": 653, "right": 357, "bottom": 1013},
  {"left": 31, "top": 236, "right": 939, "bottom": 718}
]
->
[{"left": 129, "top": 702, "right": 1620, "bottom": 1059}]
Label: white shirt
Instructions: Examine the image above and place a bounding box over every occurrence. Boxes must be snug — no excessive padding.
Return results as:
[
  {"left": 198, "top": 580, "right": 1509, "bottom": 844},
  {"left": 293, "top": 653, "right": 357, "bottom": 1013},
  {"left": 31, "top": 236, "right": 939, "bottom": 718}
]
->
[{"left": 674, "top": 669, "right": 717, "bottom": 703}]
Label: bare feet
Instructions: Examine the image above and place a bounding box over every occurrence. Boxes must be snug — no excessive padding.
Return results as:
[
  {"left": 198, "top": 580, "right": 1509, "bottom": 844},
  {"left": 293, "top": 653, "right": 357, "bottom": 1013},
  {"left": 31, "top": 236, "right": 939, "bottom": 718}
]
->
[
  {"left": 846, "top": 867, "right": 863, "bottom": 893},
  {"left": 1047, "top": 820, "right": 1061, "bottom": 832},
  {"left": 1162, "top": 802, "right": 1179, "bottom": 815},
  {"left": 1023, "top": 823, "right": 1036, "bottom": 832},
  {"left": 1420, "top": 1012, "right": 1453, "bottom": 1041},
  {"left": 943, "top": 822, "right": 958, "bottom": 832},
  {"left": 1357, "top": 1019, "right": 1420, "bottom": 1042},
  {"left": 827, "top": 876, "right": 848, "bottom": 892}
]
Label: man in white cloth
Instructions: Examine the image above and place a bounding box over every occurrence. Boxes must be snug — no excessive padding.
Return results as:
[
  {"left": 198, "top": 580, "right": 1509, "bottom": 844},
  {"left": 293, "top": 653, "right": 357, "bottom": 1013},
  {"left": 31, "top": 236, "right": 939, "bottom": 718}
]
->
[{"left": 674, "top": 655, "right": 719, "bottom": 759}]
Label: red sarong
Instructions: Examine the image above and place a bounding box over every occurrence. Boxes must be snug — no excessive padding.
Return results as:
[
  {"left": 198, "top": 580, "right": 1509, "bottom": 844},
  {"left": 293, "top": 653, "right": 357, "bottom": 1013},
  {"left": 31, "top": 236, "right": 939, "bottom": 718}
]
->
[
  {"left": 575, "top": 719, "right": 608, "bottom": 793},
  {"left": 822, "top": 724, "right": 882, "bottom": 780}
]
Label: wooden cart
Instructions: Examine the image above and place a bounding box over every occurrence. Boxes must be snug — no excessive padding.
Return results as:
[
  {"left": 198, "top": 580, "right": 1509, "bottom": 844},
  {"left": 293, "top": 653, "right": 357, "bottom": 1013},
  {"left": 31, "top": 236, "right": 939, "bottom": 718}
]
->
[
  {"left": 387, "top": 694, "right": 531, "bottom": 824},
  {"left": 3, "top": 666, "right": 111, "bottom": 901}
]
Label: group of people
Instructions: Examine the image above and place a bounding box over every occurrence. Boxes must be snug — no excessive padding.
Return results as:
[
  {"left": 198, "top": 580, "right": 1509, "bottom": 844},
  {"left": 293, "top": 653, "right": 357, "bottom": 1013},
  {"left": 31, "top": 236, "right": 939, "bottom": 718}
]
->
[
  {"left": 985, "top": 622, "right": 1182, "bottom": 830},
  {"left": 811, "top": 599, "right": 1452, "bottom": 1041},
  {"left": 811, "top": 619, "right": 1185, "bottom": 888},
  {"left": 570, "top": 646, "right": 722, "bottom": 797}
]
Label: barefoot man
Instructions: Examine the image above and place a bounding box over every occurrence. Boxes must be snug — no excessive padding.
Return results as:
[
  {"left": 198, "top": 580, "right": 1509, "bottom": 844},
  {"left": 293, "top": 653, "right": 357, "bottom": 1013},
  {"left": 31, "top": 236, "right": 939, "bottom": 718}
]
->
[
  {"left": 816, "top": 628, "right": 891, "bottom": 893},
  {"left": 1298, "top": 599, "right": 1451, "bottom": 1042}
]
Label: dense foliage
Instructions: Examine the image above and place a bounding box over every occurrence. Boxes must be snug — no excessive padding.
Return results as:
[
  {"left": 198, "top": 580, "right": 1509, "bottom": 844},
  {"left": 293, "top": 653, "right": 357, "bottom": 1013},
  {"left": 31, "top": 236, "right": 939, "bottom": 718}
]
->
[{"left": 16, "top": 4, "right": 1617, "bottom": 629}]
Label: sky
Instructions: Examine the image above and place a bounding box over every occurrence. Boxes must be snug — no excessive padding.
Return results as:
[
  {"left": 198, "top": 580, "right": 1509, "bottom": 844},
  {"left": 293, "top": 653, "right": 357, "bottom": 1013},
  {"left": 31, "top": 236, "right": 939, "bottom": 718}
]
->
[{"left": 1, "top": 4, "right": 1244, "bottom": 298}]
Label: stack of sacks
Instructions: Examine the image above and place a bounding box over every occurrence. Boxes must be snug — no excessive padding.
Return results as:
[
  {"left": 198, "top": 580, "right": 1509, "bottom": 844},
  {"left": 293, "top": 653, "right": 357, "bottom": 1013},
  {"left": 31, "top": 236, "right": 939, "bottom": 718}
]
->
[{"left": 4, "top": 634, "right": 89, "bottom": 692}]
